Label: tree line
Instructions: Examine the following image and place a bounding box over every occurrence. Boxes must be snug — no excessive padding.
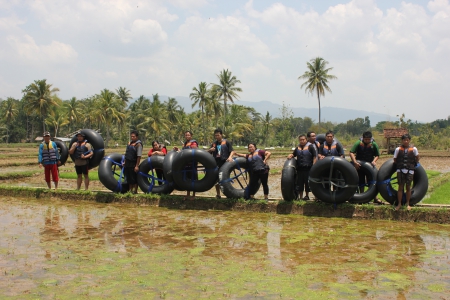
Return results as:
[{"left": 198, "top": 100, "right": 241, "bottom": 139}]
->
[{"left": 1, "top": 67, "right": 449, "bottom": 150}]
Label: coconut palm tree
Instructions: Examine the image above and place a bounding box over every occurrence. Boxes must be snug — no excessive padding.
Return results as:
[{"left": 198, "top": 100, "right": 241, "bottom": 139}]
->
[
  {"left": 22, "top": 79, "right": 60, "bottom": 132},
  {"left": 45, "top": 108, "right": 69, "bottom": 137},
  {"left": 211, "top": 69, "right": 242, "bottom": 133},
  {"left": 94, "top": 89, "right": 125, "bottom": 147},
  {"left": 137, "top": 94, "right": 169, "bottom": 140},
  {"left": 190, "top": 82, "right": 210, "bottom": 145},
  {"left": 206, "top": 91, "right": 223, "bottom": 129},
  {"left": 64, "top": 97, "right": 84, "bottom": 132},
  {"left": 0, "top": 97, "right": 19, "bottom": 143},
  {"left": 115, "top": 86, "right": 132, "bottom": 106},
  {"left": 298, "top": 57, "right": 337, "bottom": 130}
]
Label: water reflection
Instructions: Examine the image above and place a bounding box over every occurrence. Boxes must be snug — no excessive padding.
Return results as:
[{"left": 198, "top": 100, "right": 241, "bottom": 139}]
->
[{"left": 1, "top": 197, "right": 449, "bottom": 298}]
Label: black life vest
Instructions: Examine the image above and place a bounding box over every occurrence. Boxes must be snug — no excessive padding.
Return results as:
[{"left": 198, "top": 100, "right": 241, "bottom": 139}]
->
[
  {"left": 322, "top": 140, "right": 340, "bottom": 157},
  {"left": 212, "top": 139, "right": 231, "bottom": 161},
  {"left": 247, "top": 149, "right": 266, "bottom": 172},
  {"left": 75, "top": 140, "right": 89, "bottom": 159},
  {"left": 294, "top": 142, "right": 314, "bottom": 168},
  {"left": 182, "top": 139, "right": 197, "bottom": 150},
  {"left": 396, "top": 146, "right": 416, "bottom": 170},
  {"left": 125, "top": 140, "right": 142, "bottom": 162},
  {"left": 41, "top": 142, "right": 58, "bottom": 163},
  {"left": 356, "top": 138, "right": 375, "bottom": 162}
]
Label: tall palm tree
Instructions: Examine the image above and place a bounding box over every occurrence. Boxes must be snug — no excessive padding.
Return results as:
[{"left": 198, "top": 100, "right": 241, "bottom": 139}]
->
[
  {"left": 164, "top": 97, "right": 183, "bottom": 143},
  {"left": 298, "top": 57, "right": 337, "bottom": 130},
  {"left": 211, "top": 69, "right": 242, "bottom": 133},
  {"left": 190, "top": 82, "right": 210, "bottom": 145},
  {"left": 115, "top": 87, "right": 132, "bottom": 106},
  {"left": 22, "top": 79, "right": 60, "bottom": 132},
  {"left": 94, "top": 89, "right": 125, "bottom": 147},
  {"left": 206, "top": 90, "right": 223, "bottom": 129},
  {"left": 138, "top": 95, "right": 169, "bottom": 140},
  {"left": 64, "top": 97, "right": 84, "bottom": 132},
  {"left": 1, "top": 97, "right": 19, "bottom": 143},
  {"left": 45, "top": 108, "right": 69, "bottom": 137}
]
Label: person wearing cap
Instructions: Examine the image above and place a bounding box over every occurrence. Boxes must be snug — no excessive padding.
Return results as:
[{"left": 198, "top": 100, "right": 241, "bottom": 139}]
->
[
  {"left": 38, "top": 132, "right": 61, "bottom": 189},
  {"left": 69, "top": 132, "right": 93, "bottom": 190}
]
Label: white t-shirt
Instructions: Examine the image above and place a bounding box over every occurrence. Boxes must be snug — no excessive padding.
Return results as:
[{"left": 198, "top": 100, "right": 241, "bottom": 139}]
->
[{"left": 393, "top": 146, "right": 419, "bottom": 174}]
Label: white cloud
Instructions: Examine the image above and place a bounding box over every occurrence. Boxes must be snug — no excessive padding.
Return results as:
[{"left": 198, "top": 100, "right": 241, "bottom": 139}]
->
[
  {"left": 167, "top": 0, "right": 208, "bottom": 10},
  {"left": 120, "top": 19, "right": 168, "bottom": 44},
  {"left": 5, "top": 35, "right": 77, "bottom": 65},
  {"left": 402, "top": 68, "right": 442, "bottom": 82},
  {"left": 242, "top": 62, "right": 272, "bottom": 77}
]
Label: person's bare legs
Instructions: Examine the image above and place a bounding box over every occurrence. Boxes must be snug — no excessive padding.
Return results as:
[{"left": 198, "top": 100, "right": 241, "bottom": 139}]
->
[
  {"left": 405, "top": 184, "right": 412, "bottom": 210},
  {"left": 396, "top": 183, "right": 404, "bottom": 211},
  {"left": 46, "top": 181, "right": 51, "bottom": 189},
  {"left": 84, "top": 174, "right": 89, "bottom": 190},
  {"left": 77, "top": 174, "right": 83, "bottom": 190},
  {"left": 54, "top": 181, "right": 58, "bottom": 190},
  {"left": 215, "top": 184, "right": 221, "bottom": 198}
]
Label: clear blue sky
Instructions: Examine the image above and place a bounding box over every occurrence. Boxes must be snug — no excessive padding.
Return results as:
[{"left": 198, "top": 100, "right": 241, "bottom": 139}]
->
[{"left": 0, "top": 0, "right": 448, "bottom": 122}]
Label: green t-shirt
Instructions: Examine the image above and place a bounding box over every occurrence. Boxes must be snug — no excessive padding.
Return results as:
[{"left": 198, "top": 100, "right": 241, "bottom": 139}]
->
[{"left": 350, "top": 139, "right": 380, "bottom": 161}]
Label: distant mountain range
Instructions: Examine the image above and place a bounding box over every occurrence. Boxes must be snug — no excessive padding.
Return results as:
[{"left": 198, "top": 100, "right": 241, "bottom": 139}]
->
[{"left": 144, "top": 95, "right": 397, "bottom": 125}]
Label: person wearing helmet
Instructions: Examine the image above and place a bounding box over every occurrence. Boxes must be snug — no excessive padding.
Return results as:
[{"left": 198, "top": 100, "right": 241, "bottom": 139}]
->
[
  {"left": 69, "top": 132, "right": 93, "bottom": 190},
  {"left": 38, "top": 131, "right": 61, "bottom": 189}
]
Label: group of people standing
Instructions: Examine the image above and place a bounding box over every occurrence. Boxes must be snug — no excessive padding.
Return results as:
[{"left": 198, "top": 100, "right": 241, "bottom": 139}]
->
[
  {"left": 119, "top": 128, "right": 272, "bottom": 200},
  {"left": 38, "top": 131, "right": 93, "bottom": 190},
  {"left": 38, "top": 128, "right": 419, "bottom": 209}
]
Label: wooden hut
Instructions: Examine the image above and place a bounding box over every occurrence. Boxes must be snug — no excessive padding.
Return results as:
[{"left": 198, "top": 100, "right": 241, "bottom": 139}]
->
[{"left": 383, "top": 128, "right": 408, "bottom": 154}]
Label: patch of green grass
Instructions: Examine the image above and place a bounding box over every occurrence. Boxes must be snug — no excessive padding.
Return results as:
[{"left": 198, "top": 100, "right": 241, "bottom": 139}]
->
[
  {"left": 59, "top": 171, "right": 100, "bottom": 180},
  {"left": 0, "top": 171, "right": 35, "bottom": 180},
  {"left": 426, "top": 180, "right": 450, "bottom": 204}
]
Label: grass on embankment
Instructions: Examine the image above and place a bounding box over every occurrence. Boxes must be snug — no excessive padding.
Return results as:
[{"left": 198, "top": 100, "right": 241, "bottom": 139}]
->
[
  {"left": 425, "top": 172, "right": 450, "bottom": 204},
  {"left": 0, "top": 171, "right": 36, "bottom": 180},
  {"left": 59, "top": 171, "right": 100, "bottom": 180}
]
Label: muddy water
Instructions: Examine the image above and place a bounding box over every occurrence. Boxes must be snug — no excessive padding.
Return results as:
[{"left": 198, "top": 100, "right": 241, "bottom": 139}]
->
[{"left": 1, "top": 197, "right": 449, "bottom": 299}]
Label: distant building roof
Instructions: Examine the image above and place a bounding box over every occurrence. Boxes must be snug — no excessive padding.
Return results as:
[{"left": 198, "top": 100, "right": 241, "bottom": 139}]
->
[{"left": 383, "top": 128, "right": 408, "bottom": 138}]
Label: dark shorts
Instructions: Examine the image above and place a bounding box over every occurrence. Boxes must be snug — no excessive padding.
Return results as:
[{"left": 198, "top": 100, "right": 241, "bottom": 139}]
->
[
  {"left": 75, "top": 165, "right": 89, "bottom": 175},
  {"left": 216, "top": 159, "right": 226, "bottom": 169},
  {"left": 397, "top": 172, "right": 413, "bottom": 185},
  {"left": 124, "top": 166, "right": 138, "bottom": 184}
]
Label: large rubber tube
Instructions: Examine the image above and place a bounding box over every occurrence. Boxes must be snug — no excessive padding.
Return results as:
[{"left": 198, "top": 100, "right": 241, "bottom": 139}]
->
[
  {"left": 162, "top": 150, "right": 184, "bottom": 191},
  {"left": 218, "top": 157, "right": 260, "bottom": 199},
  {"left": 98, "top": 153, "right": 129, "bottom": 193},
  {"left": 377, "top": 158, "right": 428, "bottom": 205},
  {"left": 70, "top": 129, "right": 105, "bottom": 169},
  {"left": 309, "top": 157, "right": 359, "bottom": 204},
  {"left": 137, "top": 156, "right": 174, "bottom": 194},
  {"left": 349, "top": 160, "right": 378, "bottom": 204},
  {"left": 281, "top": 158, "right": 298, "bottom": 201},
  {"left": 54, "top": 140, "right": 68, "bottom": 165},
  {"left": 172, "top": 149, "right": 218, "bottom": 192}
]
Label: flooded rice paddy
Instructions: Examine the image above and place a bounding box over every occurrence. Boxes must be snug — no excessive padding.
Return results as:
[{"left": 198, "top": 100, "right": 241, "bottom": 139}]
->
[{"left": 1, "top": 197, "right": 449, "bottom": 299}]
